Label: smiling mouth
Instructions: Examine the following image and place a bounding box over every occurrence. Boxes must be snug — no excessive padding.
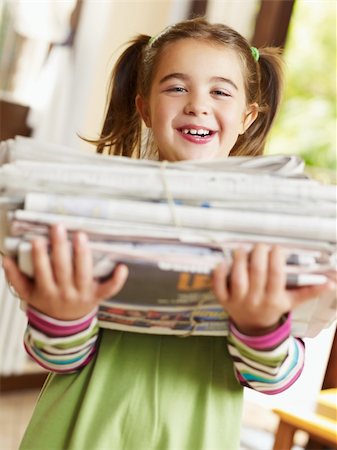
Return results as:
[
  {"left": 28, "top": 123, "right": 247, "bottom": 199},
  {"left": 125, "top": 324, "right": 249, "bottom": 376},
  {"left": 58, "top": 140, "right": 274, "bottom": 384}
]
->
[{"left": 178, "top": 128, "right": 215, "bottom": 137}]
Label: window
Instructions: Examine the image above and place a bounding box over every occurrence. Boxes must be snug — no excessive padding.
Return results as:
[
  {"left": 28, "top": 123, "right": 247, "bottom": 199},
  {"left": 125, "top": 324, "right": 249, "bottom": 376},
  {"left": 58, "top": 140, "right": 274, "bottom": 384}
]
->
[{"left": 267, "top": 0, "right": 336, "bottom": 181}]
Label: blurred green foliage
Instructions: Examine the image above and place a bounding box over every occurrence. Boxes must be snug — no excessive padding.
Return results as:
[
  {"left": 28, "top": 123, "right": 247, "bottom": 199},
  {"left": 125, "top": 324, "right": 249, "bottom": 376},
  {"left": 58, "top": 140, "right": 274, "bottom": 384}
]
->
[{"left": 266, "top": 0, "right": 336, "bottom": 174}]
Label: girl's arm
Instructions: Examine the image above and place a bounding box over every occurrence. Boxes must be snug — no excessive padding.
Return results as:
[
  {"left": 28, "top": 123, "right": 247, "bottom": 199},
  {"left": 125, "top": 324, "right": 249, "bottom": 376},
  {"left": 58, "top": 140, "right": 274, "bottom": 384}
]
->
[
  {"left": 213, "top": 244, "right": 335, "bottom": 394},
  {"left": 2, "top": 225, "right": 128, "bottom": 373}
]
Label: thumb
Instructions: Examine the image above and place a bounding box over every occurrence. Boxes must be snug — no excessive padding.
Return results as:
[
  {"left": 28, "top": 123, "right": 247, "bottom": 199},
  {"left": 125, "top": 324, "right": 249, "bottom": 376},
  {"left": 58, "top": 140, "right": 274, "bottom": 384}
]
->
[
  {"left": 288, "top": 281, "right": 335, "bottom": 307},
  {"left": 96, "top": 263, "right": 129, "bottom": 301}
]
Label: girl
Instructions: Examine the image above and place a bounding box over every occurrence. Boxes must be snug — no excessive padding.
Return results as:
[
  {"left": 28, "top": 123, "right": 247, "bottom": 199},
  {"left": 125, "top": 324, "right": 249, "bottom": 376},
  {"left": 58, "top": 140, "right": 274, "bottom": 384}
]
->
[{"left": 3, "top": 17, "right": 333, "bottom": 450}]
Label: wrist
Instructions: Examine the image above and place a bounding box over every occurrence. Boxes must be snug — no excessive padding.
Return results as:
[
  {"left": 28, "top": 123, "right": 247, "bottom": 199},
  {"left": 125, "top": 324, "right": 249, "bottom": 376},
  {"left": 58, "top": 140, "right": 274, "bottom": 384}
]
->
[
  {"left": 230, "top": 314, "right": 289, "bottom": 337},
  {"left": 229, "top": 313, "right": 291, "bottom": 348},
  {"left": 231, "top": 322, "right": 280, "bottom": 336}
]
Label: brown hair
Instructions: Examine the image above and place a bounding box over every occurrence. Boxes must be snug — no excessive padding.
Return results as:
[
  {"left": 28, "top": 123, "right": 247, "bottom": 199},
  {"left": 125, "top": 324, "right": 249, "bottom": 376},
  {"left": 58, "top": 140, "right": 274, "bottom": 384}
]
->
[{"left": 92, "top": 17, "right": 284, "bottom": 158}]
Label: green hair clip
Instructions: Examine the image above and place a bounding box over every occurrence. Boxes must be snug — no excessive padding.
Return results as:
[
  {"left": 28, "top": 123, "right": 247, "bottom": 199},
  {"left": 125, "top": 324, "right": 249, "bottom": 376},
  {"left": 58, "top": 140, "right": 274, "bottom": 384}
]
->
[
  {"left": 251, "top": 46, "right": 260, "bottom": 62},
  {"left": 148, "top": 35, "right": 157, "bottom": 47},
  {"left": 148, "top": 25, "right": 172, "bottom": 47}
]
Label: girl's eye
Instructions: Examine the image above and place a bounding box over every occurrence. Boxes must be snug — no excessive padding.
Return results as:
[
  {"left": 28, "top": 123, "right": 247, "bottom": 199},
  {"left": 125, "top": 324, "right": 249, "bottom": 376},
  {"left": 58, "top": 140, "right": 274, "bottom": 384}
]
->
[
  {"left": 166, "top": 86, "right": 187, "bottom": 93},
  {"left": 212, "top": 90, "right": 231, "bottom": 97}
]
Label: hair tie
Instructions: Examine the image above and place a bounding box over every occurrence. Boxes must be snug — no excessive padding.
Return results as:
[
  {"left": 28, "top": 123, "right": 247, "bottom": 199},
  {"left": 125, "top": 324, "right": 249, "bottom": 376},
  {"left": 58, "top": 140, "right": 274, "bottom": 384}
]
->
[{"left": 251, "top": 46, "right": 260, "bottom": 62}]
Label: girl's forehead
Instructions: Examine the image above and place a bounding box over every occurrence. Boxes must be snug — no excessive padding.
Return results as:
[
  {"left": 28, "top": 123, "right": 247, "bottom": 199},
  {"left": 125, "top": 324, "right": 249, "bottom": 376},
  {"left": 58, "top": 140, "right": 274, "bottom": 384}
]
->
[
  {"left": 159, "top": 38, "right": 239, "bottom": 60},
  {"left": 153, "top": 38, "right": 245, "bottom": 84}
]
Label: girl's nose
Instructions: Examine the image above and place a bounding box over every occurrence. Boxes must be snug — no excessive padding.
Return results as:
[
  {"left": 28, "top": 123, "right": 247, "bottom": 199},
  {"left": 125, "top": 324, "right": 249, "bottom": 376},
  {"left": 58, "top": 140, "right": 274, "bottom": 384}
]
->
[{"left": 183, "top": 95, "right": 210, "bottom": 116}]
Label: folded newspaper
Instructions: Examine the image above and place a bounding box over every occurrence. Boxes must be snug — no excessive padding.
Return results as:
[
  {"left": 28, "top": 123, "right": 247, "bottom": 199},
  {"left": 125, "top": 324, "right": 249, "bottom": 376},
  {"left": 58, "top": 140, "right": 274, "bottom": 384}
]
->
[{"left": 0, "top": 136, "right": 336, "bottom": 338}]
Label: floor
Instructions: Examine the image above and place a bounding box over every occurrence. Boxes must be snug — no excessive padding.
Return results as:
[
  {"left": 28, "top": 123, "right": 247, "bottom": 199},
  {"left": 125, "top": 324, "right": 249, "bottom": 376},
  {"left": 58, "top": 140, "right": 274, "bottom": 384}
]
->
[
  {"left": 0, "top": 389, "right": 40, "bottom": 450},
  {"left": 0, "top": 388, "right": 309, "bottom": 450}
]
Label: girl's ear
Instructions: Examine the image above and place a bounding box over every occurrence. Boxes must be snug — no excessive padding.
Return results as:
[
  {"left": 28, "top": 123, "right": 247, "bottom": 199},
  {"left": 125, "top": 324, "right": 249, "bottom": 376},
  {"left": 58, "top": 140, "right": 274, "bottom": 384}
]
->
[
  {"left": 135, "top": 95, "right": 151, "bottom": 127},
  {"left": 239, "top": 102, "right": 259, "bottom": 135}
]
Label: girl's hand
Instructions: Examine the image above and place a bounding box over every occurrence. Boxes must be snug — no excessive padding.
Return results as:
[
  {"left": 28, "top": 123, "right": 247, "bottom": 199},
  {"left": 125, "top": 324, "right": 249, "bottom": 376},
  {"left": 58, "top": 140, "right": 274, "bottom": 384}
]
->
[
  {"left": 2, "top": 225, "right": 129, "bottom": 321},
  {"left": 213, "top": 244, "right": 335, "bottom": 335}
]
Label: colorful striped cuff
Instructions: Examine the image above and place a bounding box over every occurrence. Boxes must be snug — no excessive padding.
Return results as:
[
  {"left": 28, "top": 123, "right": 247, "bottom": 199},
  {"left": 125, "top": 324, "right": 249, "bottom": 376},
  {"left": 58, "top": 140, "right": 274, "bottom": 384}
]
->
[
  {"left": 26, "top": 306, "right": 98, "bottom": 337},
  {"left": 228, "top": 314, "right": 291, "bottom": 350}
]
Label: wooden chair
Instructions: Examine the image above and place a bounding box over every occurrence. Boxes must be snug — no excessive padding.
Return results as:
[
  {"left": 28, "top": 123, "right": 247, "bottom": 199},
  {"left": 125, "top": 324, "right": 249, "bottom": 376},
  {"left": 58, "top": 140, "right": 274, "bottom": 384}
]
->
[{"left": 273, "top": 389, "right": 337, "bottom": 450}]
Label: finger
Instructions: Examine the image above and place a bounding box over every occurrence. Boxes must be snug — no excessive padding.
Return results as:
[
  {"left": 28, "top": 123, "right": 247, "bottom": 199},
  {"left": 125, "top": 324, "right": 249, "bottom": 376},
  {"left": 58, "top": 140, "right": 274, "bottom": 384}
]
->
[
  {"left": 266, "top": 245, "right": 286, "bottom": 295},
  {"left": 212, "top": 261, "right": 230, "bottom": 305},
  {"left": 96, "top": 264, "right": 129, "bottom": 300},
  {"left": 230, "top": 248, "right": 249, "bottom": 300},
  {"left": 249, "top": 243, "right": 269, "bottom": 295},
  {"left": 2, "top": 256, "right": 33, "bottom": 301},
  {"left": 73, "top": 232, "right": 93, "bottom": 293},
  {"left": 50, "top": 224, "right": 73, "bottom": 285},
  {"left": 32, "top": 237, "right": 57, "bottom": 290}
]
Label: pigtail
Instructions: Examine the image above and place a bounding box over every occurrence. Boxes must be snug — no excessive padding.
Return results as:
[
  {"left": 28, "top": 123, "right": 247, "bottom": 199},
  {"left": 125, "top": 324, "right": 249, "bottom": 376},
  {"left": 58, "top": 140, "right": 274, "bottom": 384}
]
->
[
  {"left": 231, "top": 47, "right": 284, "bottom": 157},
  {"left": 94, "top": 35, "right": 150, "bottom": 156}
]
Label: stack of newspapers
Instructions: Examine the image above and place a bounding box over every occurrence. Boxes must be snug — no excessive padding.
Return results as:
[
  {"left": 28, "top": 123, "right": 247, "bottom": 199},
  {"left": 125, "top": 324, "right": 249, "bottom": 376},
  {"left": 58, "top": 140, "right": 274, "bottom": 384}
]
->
[{"left": 0, "top": 136, "right": 336, "bottom": 337}]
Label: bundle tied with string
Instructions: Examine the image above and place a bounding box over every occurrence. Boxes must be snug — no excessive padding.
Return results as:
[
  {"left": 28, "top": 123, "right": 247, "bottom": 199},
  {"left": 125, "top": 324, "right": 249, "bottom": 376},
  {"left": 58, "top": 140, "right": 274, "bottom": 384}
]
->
[{"left": 0, "top": 136, "right": 336, "bottom": 338}]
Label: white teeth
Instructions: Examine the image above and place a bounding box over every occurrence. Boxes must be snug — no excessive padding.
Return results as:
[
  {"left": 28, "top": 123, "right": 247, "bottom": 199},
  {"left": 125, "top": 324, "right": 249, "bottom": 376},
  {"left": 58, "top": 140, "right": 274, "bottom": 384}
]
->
[{"left": 182, "top": 128, "right": 210, "bottom": 136}]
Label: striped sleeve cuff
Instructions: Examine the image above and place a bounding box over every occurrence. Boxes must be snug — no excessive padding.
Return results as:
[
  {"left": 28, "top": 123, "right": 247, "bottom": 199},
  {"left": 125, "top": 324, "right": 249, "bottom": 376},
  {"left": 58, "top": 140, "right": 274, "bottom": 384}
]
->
[
  {"left": 26, "top": 307, "right": 99, "bottom": 337},
  {"left": 227, "top": 314, "right": 305, "bottom": 394},
  {"left": 24, "top": 307, "right": 99, "bottom": 373},
  {"left": 228, "top": 314, "right": 291, "bottom": 350}
]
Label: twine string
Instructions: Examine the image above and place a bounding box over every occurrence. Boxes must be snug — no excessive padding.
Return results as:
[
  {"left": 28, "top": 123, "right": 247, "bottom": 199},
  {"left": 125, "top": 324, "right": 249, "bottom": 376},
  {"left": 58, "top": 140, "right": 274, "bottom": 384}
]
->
[{"left": 159, "top": 161, "right": 228, "bottom": 337}]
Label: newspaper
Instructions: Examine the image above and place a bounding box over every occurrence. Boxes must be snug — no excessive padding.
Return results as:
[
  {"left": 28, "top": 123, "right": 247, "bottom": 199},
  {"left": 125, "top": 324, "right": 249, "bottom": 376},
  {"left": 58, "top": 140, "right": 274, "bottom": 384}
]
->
[{"left": 0, "top": 136, "right": 336, "bottom": 337}]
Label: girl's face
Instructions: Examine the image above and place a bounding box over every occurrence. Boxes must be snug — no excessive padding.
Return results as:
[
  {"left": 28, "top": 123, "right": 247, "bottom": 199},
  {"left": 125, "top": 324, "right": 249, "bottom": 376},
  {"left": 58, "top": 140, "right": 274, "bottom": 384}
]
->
[{"left": 137, "top": 38, "right": 258, "bottom": 162}]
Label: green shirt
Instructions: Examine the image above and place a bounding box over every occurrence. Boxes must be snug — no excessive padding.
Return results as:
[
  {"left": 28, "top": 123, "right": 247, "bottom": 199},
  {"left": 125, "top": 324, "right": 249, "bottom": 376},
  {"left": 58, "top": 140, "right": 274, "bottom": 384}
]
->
[{"left": 20, "top": 330, "right": 243, "bottom": 450}]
